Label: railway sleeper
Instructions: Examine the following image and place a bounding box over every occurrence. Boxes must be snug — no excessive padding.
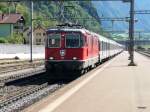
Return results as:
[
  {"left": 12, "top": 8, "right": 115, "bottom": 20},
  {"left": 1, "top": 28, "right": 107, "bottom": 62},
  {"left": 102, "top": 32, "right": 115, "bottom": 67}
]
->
[
  {"left": 0, "top": 69, "right": 46, "bottom": 86},
  {"left": 0, "top": 83, "right": 48, "bottom": 108}
]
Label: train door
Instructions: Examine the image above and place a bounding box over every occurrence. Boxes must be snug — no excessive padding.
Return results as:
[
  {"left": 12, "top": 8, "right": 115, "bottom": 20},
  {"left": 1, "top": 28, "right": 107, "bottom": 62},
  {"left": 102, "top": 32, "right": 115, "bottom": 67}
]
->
[
  {"left": 101, "top": 41, "right": 104, "bottom": 60},
  {"left": 108, "top": 42, "right": 110, "bottom": 57}
]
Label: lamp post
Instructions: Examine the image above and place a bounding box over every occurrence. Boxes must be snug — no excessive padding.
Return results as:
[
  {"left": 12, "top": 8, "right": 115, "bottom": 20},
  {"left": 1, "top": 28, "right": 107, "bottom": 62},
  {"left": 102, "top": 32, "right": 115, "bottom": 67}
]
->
[
  {"left": 121, "top": 0, "right": 136, "bottom": 65},
  {"left": 128, "top": 0, "right": 136, "bottom": 66},
  {"left": 98, "top": 0, "right": 136, "bottom": 65},
  {"left": 30, "top": 0, "right": 33, "bottom": 62}
]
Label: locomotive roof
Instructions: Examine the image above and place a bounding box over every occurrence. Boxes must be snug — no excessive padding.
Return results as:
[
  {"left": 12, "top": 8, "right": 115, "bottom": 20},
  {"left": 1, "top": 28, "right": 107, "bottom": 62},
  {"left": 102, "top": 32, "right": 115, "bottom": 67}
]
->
[
  {"left": 46, "top": 28, "right": 89, "bottom": 34},
  {"left": 47, "top": 28, "right": 123, "bottom": 47}
]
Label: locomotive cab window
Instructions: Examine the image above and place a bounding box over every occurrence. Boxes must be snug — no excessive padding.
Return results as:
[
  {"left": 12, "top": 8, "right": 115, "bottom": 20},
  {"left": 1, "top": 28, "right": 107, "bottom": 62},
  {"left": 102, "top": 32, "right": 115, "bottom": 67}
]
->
[
  {"left": 65, "top": 33, "right": 83, "bottom": 48},
  {"left": 48, "top": 33, "right": 61, "bottom": 48}
]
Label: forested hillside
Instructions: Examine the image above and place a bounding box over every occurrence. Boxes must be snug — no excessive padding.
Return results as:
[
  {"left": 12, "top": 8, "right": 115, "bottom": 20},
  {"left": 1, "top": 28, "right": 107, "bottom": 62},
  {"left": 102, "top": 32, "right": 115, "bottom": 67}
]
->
[
  {"left": 0, "top": 1, "right": 109, "bottom": 43},
  {"left": 0, "top": 1, "right": 103, "bottom": 33}
]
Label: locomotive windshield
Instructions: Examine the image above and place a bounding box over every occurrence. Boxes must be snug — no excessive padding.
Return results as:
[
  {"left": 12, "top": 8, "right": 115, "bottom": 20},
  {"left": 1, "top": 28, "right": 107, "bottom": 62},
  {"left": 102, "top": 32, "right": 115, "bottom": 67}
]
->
[
  {"left": 65, "top": 33, "right": 83, "bottom": 48},
  {"left": 48, "top": 33, "right": 61, "bottom": 48}
]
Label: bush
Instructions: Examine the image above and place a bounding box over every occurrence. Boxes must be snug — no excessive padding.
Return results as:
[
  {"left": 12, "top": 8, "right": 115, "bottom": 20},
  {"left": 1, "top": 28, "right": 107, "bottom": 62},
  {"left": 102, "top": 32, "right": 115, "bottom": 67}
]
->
[
  {"left": 7, "top": 33, "right": 24, "bottom": 44},
  {"left": 0, "top": 37, "right": 8, "bottom": 43},
  {"left": 137, "top": 46, "right": 145, "bottom": 51}
]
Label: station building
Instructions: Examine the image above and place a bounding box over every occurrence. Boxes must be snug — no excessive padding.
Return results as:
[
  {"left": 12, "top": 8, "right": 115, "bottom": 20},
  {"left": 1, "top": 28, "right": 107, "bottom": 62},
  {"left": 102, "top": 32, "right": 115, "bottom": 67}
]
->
[
  {"left": 24, "top": 24, "right": 46, "bottom": 45},
  {"left": 0, "top": 13, "right": 25, "bottom": 37}
]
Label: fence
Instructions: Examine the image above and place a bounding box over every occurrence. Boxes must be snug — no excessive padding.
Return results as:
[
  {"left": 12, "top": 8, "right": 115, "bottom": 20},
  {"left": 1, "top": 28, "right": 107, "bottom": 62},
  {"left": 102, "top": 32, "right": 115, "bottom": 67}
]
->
[
  {"left": 0, "top": 44, "right": 45, "bottom": 59},
  {"left": 0, "top": 44, "right": 44, "bottom": 54}
]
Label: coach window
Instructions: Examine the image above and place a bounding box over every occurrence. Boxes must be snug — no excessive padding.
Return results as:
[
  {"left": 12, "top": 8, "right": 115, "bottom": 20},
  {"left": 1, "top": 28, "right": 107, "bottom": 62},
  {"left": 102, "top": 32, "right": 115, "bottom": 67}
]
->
[
  {"left": 80, "top": 35, "right": 84, "bottom": 47},
  {"left": 48, "top": 33, "right": 61, "bottom": 48},
  {"left": 103, "top": 42, "right": 105, "bottom": 51},
  {"left": 101, "top": 41, "right": 103, "bottom": 51},
  {"left": 65, "top": 33, "right": 81, "bottom": 48},
  {"left": 84, "top": 37, "right": 88, "bottom": 46}
]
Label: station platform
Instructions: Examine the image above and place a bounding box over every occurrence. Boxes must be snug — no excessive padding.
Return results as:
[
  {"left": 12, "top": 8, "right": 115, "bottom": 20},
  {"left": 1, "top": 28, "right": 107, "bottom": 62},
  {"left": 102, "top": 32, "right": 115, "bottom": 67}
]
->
[{"left": 26, "top": 51, "right": 150, "bottom": 112}]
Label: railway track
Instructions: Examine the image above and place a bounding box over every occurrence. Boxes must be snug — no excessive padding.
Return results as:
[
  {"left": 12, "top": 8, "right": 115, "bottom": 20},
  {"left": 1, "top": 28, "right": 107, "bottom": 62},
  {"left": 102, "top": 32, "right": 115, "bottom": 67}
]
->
[
  {"left": 0, "top": 58, "right": 20, "bottom": 64},
  {"left": 0, "top": 72, "right": 66, "bottom": 112},
  {"left": 0, "top": 59, "right": 44, "bottom": 74},
  {"left": 136, "top": 50, "right": 150, "bottom": 57},
  {"left": 0, "top": 59, "right": 44, "bottom": 65},
  {"left": 0, "top": 53, "right": 121, "bottom": 112},
  {"left": 0, "top": 66, "right": 46, "bottom": 87}
]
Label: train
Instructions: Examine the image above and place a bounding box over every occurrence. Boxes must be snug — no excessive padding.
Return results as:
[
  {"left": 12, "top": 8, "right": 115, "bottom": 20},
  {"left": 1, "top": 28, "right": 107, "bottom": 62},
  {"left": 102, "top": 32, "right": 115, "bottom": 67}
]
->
[{"left": 45, "top": 24, "right": 124, "bottom": 77}]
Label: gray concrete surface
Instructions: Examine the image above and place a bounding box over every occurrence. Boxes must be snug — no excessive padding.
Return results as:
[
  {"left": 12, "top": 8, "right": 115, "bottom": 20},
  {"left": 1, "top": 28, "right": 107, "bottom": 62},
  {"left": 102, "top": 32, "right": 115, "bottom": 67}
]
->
[
  {"left": 51, "top": 52, "right": 150, "bottom": 112},
  {"left": 24, "top": 51, "right": 150, "bottom": 112}
]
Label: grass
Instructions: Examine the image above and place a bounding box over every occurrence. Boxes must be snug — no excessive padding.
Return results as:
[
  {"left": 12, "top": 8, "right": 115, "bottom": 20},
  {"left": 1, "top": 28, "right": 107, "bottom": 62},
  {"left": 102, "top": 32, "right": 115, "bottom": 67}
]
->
[{"left": 135, "top": 45, "right": 150, "bottom": 50}]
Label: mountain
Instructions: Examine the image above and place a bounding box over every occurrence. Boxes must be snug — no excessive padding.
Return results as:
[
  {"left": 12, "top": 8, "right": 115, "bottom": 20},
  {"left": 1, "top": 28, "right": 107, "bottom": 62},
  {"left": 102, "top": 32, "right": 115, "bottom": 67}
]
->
[{"left": 93, "top": 0, "right": 150, "bottom": 40}]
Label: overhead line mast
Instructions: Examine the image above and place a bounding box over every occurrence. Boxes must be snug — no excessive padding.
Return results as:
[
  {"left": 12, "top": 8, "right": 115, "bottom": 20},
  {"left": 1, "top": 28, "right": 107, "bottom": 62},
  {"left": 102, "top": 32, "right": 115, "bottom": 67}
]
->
[{"left": 93, "top": 0, "right": 136, "bottom": 66}]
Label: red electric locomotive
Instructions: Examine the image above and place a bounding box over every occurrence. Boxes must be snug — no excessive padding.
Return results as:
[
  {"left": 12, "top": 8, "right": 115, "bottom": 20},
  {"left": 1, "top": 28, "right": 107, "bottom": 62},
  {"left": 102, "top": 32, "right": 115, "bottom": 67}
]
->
[
  {"left": 45, "top": 24, "right": 124, "bottom": 79},
  {"left": 45, "top": 24, "right": 99, "bottom": 74}
]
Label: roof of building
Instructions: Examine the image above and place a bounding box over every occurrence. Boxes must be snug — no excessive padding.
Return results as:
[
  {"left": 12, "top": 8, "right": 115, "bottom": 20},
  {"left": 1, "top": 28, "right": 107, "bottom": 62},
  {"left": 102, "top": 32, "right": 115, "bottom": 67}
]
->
[
  {"left": 0, "top": 13, "right": 24, "bottom": 24},
  {"left": 34, "top": 24, "right": 46, "bottom": 31},
  {"left": 23, "top": 25, "right": 46, "bottom": 36},
  {"left": 46, "top": 28, "right": 90, "bottom": 35}
]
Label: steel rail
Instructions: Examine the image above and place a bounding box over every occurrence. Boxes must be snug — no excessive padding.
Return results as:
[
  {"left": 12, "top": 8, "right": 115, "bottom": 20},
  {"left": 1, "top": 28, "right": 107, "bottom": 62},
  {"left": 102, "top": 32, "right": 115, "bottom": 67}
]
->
[
  {"left": 0, "top": 67, "right": 46, "bottom": 87},
  {"left": 0, "top": 61, "right": 44, "bottom": 74},
  {"left": 136, "top": 50, "right": 150, "bottom": 57},
  {"left": 0, "top": 83, "right": 48, "bottom": 108},
  {"left": 0, "top": 59, "right": 44, "bottom": 65}
]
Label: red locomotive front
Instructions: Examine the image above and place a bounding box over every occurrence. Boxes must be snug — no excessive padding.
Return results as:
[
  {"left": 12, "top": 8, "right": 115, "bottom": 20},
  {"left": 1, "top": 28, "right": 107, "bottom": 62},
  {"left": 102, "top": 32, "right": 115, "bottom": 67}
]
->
[{"left": 45, "top": 29, "right": 91, "bottom": 72}]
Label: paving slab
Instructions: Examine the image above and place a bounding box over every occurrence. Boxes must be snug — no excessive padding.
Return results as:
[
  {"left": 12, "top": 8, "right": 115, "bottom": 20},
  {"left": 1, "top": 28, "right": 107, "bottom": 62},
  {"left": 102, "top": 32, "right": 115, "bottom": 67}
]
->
[{"left": 37, "top": 51, "right": 150, "bottom": 112}]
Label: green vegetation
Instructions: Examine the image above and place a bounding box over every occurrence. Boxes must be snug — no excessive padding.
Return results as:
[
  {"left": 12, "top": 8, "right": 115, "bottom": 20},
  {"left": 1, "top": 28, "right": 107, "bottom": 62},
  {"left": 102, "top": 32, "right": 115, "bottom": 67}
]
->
[
  {"left": 135, "top": 45, "right": 150, "bottom": 50},
  {"left": 112, "top": 34, "right": 128, "bottom": 41},
  {"left": 0, "top": 33, "right": 24, "bottom": 44},
  {"left": 32, "top": 1, "right": 103, "bottom": 33},
  {"left": 0, "top": 1, "right": 109, "bottom": 43},
  {"left": 7, "top": 33, "right": 24, "bottom": 44},
  {"left": 0, "top": 37, "right": 8, "bottom": 43},
  {"left": 0, "top": 3, "right": 15, "bottom": 14},
  {"left": 16, "top": 3, "right": 30, "bottom": 26}
]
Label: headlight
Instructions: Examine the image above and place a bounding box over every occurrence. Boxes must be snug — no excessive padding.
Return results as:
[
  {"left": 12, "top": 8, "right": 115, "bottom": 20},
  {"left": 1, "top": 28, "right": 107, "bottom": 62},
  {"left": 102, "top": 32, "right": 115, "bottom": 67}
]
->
[
  {"left": 73, "top": 57, "right": 77, "bottom": 60},
  {"left": 49, "top": 57, "right": 54, "bottom": 60}
]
